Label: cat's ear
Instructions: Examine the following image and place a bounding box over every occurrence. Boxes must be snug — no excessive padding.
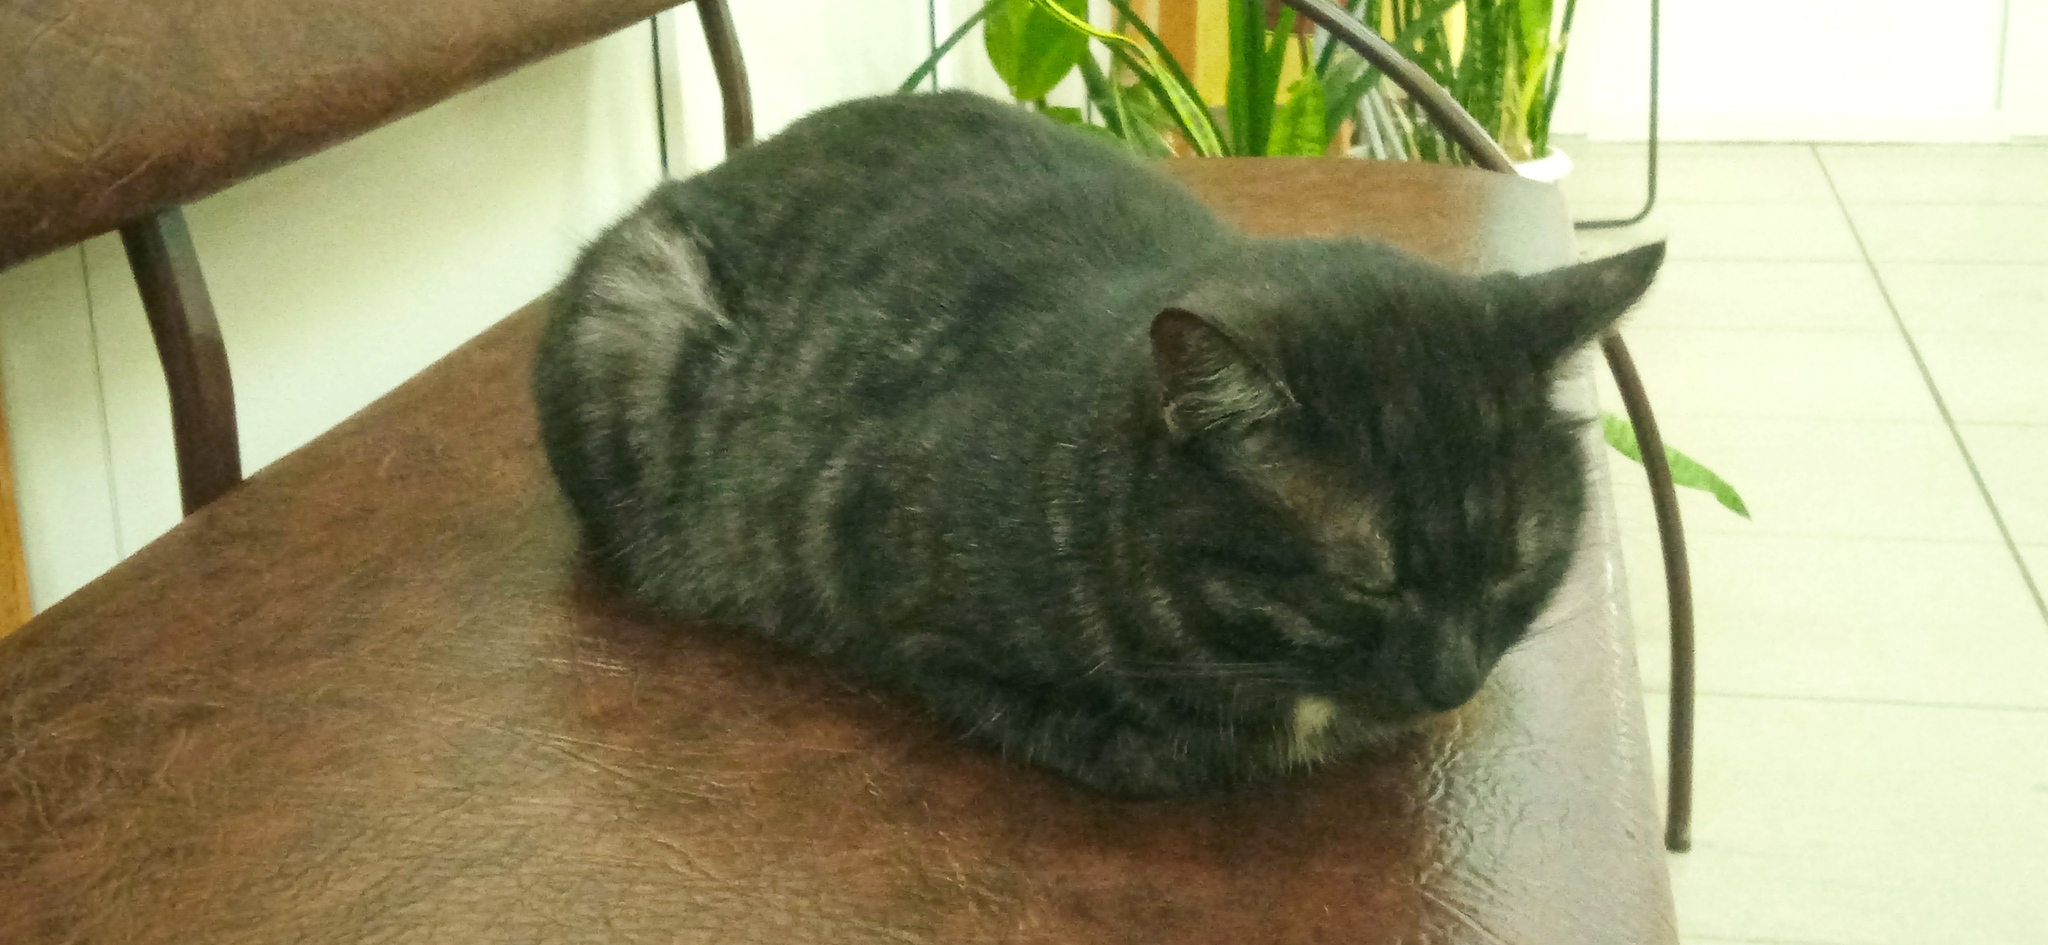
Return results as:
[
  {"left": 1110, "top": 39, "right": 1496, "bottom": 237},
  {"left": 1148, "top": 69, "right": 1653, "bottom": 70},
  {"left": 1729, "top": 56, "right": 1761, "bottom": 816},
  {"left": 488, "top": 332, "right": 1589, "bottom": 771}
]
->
[
  {"left": 1150, "top": 308, "right": 1296, "bottom": 439},
  {"left": 1512, "top": 241, "right": 1665, "bottom": 366}
]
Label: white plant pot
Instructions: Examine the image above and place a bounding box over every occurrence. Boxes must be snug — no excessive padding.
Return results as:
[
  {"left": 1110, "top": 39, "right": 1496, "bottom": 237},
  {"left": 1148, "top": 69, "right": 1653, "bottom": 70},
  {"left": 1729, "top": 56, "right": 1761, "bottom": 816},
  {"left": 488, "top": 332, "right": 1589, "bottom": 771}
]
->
[{"left": 1513, "top": 147, "right": 1574, "bottom": 184}]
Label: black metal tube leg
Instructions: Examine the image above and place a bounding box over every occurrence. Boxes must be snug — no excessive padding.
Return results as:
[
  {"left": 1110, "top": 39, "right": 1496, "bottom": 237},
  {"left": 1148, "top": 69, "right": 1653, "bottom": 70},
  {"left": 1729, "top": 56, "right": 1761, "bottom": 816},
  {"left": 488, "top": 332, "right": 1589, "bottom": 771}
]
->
[{"left": 1601, "top": 333, "right": 1693, "bottom": 854}]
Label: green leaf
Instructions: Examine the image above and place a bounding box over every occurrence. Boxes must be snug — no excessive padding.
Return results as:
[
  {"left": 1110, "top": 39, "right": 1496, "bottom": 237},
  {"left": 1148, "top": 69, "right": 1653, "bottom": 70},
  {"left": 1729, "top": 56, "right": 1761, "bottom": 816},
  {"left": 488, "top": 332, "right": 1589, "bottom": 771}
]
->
[
  {"left": 1452, "top": 1, "right": 1509, "bottom": 161},
  {"left": 1053, "top": 114, "right": 1125, "bottom": 147},
  {"left": 1116, "top": 85, "right": 1171, "bottom": 138},
  {"left": 1041, "top": 104, "right": 1086, "bottom": 125},
  {"left": 985, "top": 0, "right": 1090, "bottom": 102},
  {"left": 1603, "top": 414, "right": 1752, "bottom": 519},
  {"left": 1076, "top": 55, "right": 1129, "bottom": 133},
  {"left": 1310, "top": 0, "right": 1461, "bottom": 160},
  {"left": 1104, "top": 0, "right": 1206, "bottom": 113},
  {"left": 1101, "top": 0, "right": 1225, "bottom": 154},
  {"left": 1250, "top": 6, "right": 1298, "bottom": 155},
  {"left": 1314, "top": 0, "right": 1372, "bottom": 77},
  {"left": 1266, "top": 70, "right": 1327, "bottom": 156},
  {"left": 1518, "top": 0, "right": 1555, "bottom": 54},
  {"left": 1514, "top": 0, "right": 1557, "bottom": 155},
  {"left": 1005, "top": 0, "right": 1221, "bottom": 155},
  {"left": 1320, "top": 57, "right": 1374, "bottom": 146},
  {"left": 1080, "top": 55, "right": 1174, "bottom": 155},
  {"left": 1074, "top": 123, "right": 1128, "bottom": 145},
  {"left": 1106, "top": 41, "right": 1225, "bottom": 155},
  {"left": 1226, "top": 0, "right": 1261, "bottom": 153}
]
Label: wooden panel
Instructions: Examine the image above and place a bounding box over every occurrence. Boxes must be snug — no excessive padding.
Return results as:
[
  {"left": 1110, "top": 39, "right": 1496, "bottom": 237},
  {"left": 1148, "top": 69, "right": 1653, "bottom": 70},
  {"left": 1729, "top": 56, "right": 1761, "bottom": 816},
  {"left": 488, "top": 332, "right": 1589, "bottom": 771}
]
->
[
  {"left": 0, "top": 370, "right": 29, "bottom": 633},
  {"left": 1155, "top": 0, "right": 1199, "bottom": 72}
]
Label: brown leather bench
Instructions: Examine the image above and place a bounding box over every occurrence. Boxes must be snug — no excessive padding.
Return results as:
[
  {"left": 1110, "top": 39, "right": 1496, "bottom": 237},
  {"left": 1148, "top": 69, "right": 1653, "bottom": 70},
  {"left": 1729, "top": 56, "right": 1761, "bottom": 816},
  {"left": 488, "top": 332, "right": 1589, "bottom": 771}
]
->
[{"left": 0, "top": 1, "right": 1681, "bottom": 941}]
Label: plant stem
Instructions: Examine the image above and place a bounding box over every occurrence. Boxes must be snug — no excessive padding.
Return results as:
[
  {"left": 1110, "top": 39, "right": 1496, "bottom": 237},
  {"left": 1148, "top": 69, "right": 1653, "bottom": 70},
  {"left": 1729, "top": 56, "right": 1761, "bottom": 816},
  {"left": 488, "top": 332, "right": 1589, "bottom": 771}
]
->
[{"left": 898, "top": 0, "right": 1001, "bottom": 94}]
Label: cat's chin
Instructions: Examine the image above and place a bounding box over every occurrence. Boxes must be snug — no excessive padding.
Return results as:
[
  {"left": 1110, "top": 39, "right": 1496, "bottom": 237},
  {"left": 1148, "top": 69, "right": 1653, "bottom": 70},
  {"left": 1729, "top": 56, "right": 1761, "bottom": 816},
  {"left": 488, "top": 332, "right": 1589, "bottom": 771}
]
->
[{"left": 1296, "top": 683, "right": 1438, "bottom": 729}]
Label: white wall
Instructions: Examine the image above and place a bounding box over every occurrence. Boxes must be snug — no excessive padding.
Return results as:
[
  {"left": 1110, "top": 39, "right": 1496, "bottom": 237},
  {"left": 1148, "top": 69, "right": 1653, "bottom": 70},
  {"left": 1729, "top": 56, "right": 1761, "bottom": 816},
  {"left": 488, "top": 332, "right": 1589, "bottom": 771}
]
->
[
  {"left": 660, "top": 0, "right": 936, "bottom": 171},
  {"left": 2006, "top": 0, "right": 2048, "bottom": 136},
  {"left": 1552, "top": 0, "right": 2033, "bottom": 142},
  {"left": 0, "top": 251, "right": 125, "bottom": 606}
]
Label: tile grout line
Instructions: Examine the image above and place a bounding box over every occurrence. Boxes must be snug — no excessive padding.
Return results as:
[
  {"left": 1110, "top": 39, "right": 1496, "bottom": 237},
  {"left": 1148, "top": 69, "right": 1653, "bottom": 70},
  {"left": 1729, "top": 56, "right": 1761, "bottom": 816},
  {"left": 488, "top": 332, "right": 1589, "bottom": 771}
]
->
[
  {"left": 1638, "top": 684, "right": 2048, "bottom": 716},
  {"left": 1620, "top": 531, "right": 2035, "bottom": 549},
  {"left": 1677, "top": 937, "right": 1869, "bottom": 945},
  {"left": 1812, "top": 145, "right": 2048, "bottom": 628}
]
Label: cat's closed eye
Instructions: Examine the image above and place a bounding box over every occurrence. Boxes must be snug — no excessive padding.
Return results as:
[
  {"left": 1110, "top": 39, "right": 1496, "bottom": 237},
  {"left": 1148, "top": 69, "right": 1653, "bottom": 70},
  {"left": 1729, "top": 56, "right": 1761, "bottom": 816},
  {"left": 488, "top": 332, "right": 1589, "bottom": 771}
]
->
[
  {"left": 1345, "top": 575, "right": 1400, "bottom": 596},
  {"left": 1332, "top": 576, "right": 1401, "bottom": 605}
]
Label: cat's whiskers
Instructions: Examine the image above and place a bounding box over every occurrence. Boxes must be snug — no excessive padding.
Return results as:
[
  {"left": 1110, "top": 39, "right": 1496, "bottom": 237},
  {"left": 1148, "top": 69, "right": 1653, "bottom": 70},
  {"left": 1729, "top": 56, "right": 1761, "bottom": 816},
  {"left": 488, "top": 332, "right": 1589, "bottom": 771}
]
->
[
  {"left": 1105, "top": 660, "right": 1299, "bottom": 684},
  {"left": 1507, "top": 614, "right": 1574, "bottom": 651}
]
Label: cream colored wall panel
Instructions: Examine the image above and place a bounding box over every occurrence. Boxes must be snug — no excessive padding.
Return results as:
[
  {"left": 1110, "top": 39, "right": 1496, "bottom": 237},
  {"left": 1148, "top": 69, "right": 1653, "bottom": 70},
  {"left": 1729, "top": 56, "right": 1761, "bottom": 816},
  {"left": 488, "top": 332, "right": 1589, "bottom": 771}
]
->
[
  {"left": 2006, "top": 0, "right": 2048, "bottom": 136},
  {"left": 1554, "top": 0, "right": 2008, "bottom": 142},
  {"left": 0, "top": 248, "right": 122, "bottom": 609},
  {"left": 662, "top": 0, "right": 935, "bottom": 171}
]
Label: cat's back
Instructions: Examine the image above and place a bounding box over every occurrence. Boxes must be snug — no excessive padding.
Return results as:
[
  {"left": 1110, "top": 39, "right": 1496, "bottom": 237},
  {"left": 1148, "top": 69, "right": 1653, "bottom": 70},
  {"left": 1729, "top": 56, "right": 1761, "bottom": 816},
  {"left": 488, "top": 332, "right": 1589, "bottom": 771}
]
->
[
  {"left": 663, "top": 92, "right": 1227, "bottom": 302},
  {"left": 535, "top": 93, "right": 1226, "bottom": 592},
  {"left": 679, "top": 90, "right": 1194, "bottom": 218}
]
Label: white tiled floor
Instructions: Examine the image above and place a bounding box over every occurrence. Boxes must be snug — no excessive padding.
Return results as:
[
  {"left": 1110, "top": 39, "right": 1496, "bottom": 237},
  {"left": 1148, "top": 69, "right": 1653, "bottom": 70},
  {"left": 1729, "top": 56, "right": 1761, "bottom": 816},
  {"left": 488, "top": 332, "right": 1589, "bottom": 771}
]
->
[{"left": 1558, "top": 139, "right": 2048, "bottom": 945}]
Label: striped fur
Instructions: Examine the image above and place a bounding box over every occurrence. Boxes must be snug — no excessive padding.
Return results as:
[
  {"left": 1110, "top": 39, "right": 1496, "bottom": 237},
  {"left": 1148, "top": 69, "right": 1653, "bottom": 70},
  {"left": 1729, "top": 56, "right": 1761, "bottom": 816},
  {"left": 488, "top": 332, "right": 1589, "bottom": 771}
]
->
[{"left": 534, "top": 92, "right": 1663, "bottom": 795}]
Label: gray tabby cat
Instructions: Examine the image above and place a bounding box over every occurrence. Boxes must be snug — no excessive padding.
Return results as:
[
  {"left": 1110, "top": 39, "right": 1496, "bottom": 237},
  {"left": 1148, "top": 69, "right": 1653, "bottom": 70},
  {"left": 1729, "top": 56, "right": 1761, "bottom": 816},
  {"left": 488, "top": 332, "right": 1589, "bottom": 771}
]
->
[{"left": 534, "top": 91, "right": 1662, "bottom": 796}]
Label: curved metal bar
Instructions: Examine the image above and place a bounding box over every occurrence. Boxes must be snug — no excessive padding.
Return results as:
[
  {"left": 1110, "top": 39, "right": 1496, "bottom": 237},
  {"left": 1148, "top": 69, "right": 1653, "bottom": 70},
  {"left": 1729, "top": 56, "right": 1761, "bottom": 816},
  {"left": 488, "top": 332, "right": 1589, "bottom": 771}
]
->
[
  {"left": 1274, "top": 0, "right": 1695, "bottom": 854},
  {"left": 695, "top": 0, "right": 756, "bottom": 151},
  {"left": 1602, "top": 335, "right": 1693, "bottom": 853},
  {"left": 120, "top": 207, "right": 243, "bottom": 514},
  {"left": 1271, "top": 0, "right": 1513, "bottom": 173}
]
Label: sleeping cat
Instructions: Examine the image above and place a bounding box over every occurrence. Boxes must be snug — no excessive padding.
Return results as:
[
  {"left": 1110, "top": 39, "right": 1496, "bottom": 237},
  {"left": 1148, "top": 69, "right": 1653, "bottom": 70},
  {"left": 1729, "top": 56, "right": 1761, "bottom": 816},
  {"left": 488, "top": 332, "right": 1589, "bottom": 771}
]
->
[{"left": 534, "top": 91, "right": 1663, "bottom": 796}]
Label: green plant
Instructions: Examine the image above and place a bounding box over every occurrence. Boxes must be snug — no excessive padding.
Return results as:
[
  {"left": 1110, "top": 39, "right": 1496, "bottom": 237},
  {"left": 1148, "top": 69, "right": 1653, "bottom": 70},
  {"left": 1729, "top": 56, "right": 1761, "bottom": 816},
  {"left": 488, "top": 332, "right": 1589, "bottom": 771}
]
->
[
  {"left": 1343, "top": 0, "right": 1574, "bottom": 163},
  {"left": 902, "top": 0, "right": 1575, "bottom": 162},
  {"left": 902, "top": 0, "right": 1333, "bottom": 157},
  {"left": 899, "top": 1, "right": 1745, "bottom": 518}
]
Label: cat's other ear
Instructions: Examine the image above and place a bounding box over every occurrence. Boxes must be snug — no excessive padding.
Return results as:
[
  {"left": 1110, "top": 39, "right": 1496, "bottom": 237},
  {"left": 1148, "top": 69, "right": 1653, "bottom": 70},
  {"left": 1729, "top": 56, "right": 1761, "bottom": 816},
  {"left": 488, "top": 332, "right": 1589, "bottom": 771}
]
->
[
  {"left": 1512, "top": 241, "right": 1665, "bottom": 367},
  {"left": 1150, "top": 308, "right": 1295, "bottom": 439}
]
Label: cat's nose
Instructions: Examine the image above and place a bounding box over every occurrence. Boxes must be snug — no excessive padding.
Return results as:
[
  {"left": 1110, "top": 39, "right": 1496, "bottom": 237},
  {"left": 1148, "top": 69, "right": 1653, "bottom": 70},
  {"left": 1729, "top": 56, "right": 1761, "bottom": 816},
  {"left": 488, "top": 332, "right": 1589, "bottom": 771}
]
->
[{"left": 1412, "top": 631, "right": 1482, "bottom": 711}]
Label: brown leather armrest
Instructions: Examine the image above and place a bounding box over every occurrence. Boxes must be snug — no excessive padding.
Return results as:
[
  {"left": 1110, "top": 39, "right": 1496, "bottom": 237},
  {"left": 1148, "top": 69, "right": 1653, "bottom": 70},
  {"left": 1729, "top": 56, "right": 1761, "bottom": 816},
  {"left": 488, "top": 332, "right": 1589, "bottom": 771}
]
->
[{"left": 0, "top": 0, "right": 692, "bottom": 270}]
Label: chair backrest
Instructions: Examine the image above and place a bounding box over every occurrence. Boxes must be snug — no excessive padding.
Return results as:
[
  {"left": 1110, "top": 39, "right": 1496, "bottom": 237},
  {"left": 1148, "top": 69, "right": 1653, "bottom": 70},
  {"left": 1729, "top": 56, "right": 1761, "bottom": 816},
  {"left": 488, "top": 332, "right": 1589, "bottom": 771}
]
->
[{"left": 0, "top": 0, "right": 757, "bottom": 272}]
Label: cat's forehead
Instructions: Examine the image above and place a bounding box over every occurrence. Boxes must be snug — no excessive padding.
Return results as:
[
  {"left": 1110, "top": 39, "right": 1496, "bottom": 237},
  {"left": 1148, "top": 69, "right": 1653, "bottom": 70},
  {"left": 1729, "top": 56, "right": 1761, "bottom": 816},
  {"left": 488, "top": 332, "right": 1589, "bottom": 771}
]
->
[
  {"left": 1288, "top": 365, "right": 1539, "bottom": 460},
  {"left": 1242, "top": 441, "right": 1391, "bottom": 553},
  {"left": 1259, "top": 300, "right": 1542, "bottom": 422}
]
